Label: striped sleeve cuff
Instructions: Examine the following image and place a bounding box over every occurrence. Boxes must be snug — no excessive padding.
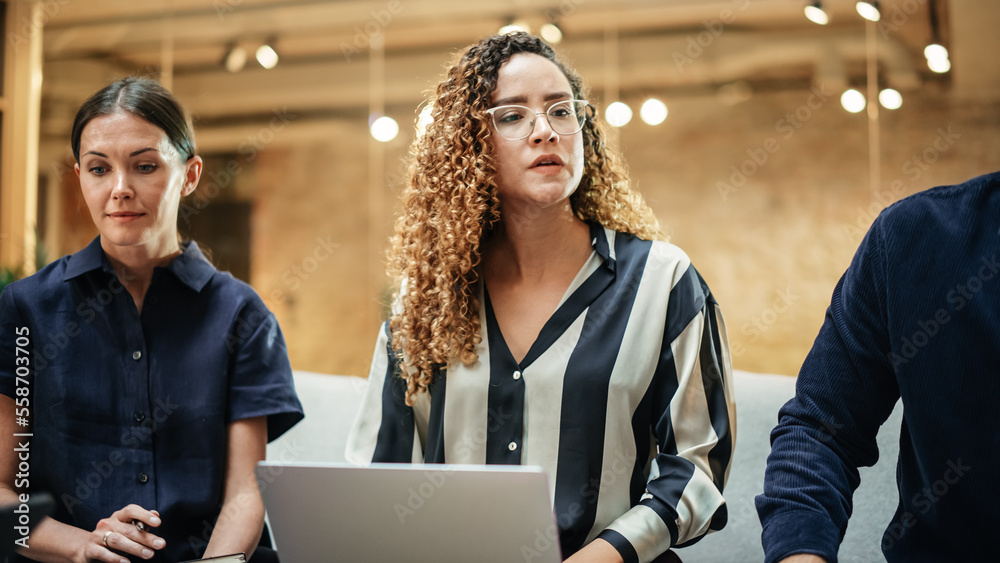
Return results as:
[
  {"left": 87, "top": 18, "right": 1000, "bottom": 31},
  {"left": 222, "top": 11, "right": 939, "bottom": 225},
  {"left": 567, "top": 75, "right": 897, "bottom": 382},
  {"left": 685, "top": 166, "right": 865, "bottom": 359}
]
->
[
  {"left": 600, "top": 500, "right": 677, "bottom": 563},
  {"left": 598, "top": 529, "right": 639, "bottom": 563}
]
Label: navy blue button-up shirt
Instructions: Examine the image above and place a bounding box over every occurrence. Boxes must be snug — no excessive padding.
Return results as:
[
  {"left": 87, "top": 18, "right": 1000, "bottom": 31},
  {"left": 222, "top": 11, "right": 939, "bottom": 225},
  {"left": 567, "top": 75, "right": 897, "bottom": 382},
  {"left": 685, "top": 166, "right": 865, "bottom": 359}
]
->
[{"left": 1, "top": 237, "right": 304, "bottom": 561}]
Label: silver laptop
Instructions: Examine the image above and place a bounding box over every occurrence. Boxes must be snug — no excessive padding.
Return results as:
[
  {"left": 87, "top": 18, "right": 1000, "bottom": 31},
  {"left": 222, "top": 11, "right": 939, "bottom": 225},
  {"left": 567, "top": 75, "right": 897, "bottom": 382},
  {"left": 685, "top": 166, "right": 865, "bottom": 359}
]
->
[{"left": 256, "top": 462, "right": 562, "bottom": 563}]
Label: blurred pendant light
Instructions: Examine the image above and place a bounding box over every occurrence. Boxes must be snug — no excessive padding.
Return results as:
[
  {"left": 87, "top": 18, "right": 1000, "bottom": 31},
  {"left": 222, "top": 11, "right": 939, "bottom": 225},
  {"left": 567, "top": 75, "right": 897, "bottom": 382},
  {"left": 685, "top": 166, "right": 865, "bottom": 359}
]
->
[
  {"left": 223, "top": 43, "right": 247, "bottom": 73},
  {"left": 804, "top": 2, "right": 830, "bottom": 25},
  {"left": 256, "top": 41, "right": 279, "bottom": 69},
  {"left": 856, "top": 1, "right": 881, "bottom": 22}
]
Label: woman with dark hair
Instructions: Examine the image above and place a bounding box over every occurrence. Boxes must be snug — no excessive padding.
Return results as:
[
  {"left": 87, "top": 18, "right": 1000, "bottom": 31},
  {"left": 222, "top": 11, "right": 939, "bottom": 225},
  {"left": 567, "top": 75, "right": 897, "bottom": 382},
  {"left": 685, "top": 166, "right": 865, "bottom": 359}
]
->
[
  {"left": 347, "top": 32, "right": 735, "bottom": 562},
  {"left": 0, "top": 77, "right": 303, "bottom": 562}
]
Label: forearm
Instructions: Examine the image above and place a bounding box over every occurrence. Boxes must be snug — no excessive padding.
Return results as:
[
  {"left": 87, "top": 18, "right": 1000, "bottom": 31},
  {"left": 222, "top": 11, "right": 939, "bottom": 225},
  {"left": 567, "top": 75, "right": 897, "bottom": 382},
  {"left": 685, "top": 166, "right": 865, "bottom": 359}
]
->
[
  {"left": 564, "top": 538, "right": 624, "bottom": 563},
  {"left": 2, "top": 482, "right": 164, "bottom": 563},
  {"left": 779, "top": 555, "right": 828, "bottom": 563},
  {"left": 204, "top": 416, "right": 267, "bottom": 558},
  {"left": 11, "top": 516, "right": 93, "bottom": 563},
  {"left": 203, "top": 484, "right": 264, "bottom": 558},
  {"left": 0, "top": 398, "right": 88, "bottom": 563}
]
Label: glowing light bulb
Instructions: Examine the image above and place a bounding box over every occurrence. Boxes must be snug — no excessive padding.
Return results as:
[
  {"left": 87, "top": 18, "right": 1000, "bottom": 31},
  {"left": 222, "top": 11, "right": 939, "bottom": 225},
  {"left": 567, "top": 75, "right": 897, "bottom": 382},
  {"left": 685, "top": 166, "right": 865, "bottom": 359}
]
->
[
  {"left": 256, "top": 44, "right": 278, "bottom": 69},
  {"left": 370, "top": 116, "right": 399, "bottom": 142},
  {"left": 878, "top": 89, "right": 902, "bottom": 110},
  {"left": 927, "top": 57, "right": 951, "bottom": 73},
  {"left": 804, "top": 5, "right": 829, "bottom": 25},
  {"left": 856, "top": 1, "right": 881, "bottom": 22},
  {"left": 841, "top": 89, "right": 866, "bottom": 113},
  {"left": 604, "top": 102, "right": 633, "bottom": 127},
  {"left": 640, "top": 99, "right": 668, "bottom": 126},
  {"left": 540, "top": 23, "right": 563, "bottom": 44}
]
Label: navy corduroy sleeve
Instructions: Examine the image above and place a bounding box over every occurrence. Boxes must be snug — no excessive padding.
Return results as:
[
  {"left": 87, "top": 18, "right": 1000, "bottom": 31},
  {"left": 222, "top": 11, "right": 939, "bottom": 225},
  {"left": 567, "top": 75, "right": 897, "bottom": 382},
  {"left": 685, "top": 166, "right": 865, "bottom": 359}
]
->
[{"left": 755, "top": 218, "right": 901, "bottom": 563}]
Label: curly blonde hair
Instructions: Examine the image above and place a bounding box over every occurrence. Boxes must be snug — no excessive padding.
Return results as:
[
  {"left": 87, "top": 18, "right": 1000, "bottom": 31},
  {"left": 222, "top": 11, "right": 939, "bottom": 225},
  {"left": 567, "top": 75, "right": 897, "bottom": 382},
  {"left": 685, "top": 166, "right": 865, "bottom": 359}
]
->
[{"left": 389, "top": 32, "right": 663, "bottom": 405}]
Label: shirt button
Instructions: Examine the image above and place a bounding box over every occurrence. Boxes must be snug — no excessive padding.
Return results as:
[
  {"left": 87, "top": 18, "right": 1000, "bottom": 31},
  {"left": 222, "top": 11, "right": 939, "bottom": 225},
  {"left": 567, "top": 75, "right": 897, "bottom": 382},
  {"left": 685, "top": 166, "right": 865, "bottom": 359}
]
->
[
  {"left": 137, "top": 473, "right": 149, "bottom": 484},
  {"left": 132, "top": 350, "right": 142, "bottom": 361},
  {"left": 134, "top": 411, "right": 145, "bottom": 422},
  {"left": 508, "top": 441, "right": 518, "bottom": 452},
  {"left": 513, "top": 371, "right": 521, "bottom": 380}
]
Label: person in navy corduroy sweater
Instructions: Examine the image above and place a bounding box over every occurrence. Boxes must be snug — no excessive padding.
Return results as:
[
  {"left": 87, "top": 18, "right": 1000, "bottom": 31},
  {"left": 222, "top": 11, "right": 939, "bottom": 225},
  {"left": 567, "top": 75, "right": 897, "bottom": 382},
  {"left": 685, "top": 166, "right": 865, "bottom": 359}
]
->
[{"left": 756, "top": 171, "right": 1000, "bottom": 563}]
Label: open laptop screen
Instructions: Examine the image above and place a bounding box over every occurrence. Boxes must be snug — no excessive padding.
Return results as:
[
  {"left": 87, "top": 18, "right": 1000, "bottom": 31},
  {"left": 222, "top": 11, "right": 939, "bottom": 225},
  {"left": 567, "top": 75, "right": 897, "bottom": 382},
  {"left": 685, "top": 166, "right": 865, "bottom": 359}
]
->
[{"left": 256, "top": 462, "right": 562, "bottom": 563}]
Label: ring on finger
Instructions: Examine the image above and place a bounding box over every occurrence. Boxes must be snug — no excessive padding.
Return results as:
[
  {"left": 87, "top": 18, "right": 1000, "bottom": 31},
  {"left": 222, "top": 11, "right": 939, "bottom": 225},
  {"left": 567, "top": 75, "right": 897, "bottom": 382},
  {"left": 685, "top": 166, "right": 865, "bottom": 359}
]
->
[{"left": 103, "top": 530, "right": 113, "bottom": 547}]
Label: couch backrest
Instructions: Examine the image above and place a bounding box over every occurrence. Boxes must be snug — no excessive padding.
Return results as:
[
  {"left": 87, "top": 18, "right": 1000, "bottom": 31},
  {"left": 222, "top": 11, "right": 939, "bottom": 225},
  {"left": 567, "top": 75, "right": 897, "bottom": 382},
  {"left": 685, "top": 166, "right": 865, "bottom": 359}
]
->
[{"left": 267, "top": 370, "right": 902, "bottom": 562}]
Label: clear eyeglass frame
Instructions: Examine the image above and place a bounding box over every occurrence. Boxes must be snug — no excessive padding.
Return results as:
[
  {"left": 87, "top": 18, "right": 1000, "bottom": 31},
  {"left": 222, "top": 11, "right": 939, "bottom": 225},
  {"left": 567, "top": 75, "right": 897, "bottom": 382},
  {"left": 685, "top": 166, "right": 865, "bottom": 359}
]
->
[{"left": 485, "top": 99, "right": 592, "bottom": 140}]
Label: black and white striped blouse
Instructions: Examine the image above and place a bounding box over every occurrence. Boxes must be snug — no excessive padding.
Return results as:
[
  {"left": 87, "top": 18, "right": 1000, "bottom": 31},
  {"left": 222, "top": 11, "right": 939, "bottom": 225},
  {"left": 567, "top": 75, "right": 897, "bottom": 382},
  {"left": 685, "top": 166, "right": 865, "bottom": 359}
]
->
[{"left": 347, "top": 224, "right": 736, "bottom": 563}]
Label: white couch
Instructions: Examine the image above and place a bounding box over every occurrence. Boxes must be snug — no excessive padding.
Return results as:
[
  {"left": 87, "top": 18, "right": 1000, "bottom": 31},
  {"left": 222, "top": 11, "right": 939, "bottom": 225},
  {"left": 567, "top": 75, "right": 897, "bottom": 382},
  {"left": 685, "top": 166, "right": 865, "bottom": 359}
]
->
[{"left": 267, "top": 370, "right": 902, "bottom": 563}]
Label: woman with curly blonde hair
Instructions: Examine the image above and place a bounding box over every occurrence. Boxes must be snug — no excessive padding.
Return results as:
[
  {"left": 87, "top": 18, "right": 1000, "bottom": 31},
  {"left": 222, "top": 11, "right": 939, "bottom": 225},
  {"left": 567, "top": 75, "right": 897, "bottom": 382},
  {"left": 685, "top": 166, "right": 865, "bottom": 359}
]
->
[{"left": 348, "top": 32, "right": 735, "bottom": 563}]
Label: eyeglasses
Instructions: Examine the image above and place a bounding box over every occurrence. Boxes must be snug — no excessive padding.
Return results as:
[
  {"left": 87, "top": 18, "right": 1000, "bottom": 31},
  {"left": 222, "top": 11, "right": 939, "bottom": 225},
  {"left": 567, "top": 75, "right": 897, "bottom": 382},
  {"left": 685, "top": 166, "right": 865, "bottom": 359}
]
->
[{"left": 485, "top": 99, "right": 591, "bottom": 141}]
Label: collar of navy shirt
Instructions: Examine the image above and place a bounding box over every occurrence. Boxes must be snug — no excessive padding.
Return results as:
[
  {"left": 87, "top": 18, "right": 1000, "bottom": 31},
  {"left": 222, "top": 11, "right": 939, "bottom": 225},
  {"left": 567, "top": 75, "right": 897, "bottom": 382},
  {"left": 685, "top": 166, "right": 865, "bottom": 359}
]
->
[{"left": 61, "top": 236, "right": 215, "bottom": 292}]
